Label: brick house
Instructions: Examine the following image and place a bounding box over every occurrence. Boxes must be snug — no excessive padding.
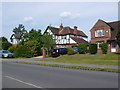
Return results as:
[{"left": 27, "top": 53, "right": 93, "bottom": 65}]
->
[
  {"left": 90, "top": 19, "right": 120, "bottom": 53},
  {"left": 44, "top": 24, "right": 88, "bottom": 48}
]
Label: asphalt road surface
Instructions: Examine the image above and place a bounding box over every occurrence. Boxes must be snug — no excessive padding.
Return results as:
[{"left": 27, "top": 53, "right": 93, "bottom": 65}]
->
[{"left": 2, "top": 61, "right": 118, "bottom": 88}]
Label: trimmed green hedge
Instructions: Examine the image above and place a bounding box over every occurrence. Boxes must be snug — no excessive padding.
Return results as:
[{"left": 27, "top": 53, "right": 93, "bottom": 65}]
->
[
  {"left": 89, "top": 44, "right": 97, "bottom": 54},
  {"left": 78, "top": 43, "right": 87, "bottom": 54},
  {"left": 101, "top": 43, "right": 108, "bottom": 54}
]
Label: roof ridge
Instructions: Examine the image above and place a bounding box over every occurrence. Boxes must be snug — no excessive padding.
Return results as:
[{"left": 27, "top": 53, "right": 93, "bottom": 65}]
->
[{"left": 107, "top": 20, "right": 120, "bottom": 24}]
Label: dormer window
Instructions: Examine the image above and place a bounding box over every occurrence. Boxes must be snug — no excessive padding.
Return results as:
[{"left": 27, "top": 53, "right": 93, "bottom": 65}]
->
[{"left": 95, "top": 30, "right": 104, "bottom": 37}]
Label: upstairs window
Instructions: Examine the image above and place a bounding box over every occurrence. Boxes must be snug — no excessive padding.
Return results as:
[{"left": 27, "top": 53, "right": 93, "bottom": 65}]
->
[
  {"left": 62, "top": 35, "right": 66, "bottom": 39},
  {"left": 70, "top": 35, "right": 74, "bottom": 37},
  {"left": 95, "top": 30, "right": 104, "bottom": 37}
]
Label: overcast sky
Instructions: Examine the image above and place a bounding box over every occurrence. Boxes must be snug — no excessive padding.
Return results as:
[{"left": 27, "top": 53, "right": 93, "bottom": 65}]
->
[{"left": 2, "top": 2, "right": 118, "bottom": 42}]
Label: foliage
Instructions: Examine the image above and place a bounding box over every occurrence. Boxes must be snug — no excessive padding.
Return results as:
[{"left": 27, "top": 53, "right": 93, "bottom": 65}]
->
[
  {"left": 21, "top": 29, "right": 42, "bottom": 43},
  {"left": 78, "top": 43, "right": 87, "bottom": 54},
  {"left": 13, "top": 24, "right": 27, "bottom": 34},
  {"left": 101, "top": 43, "right": 108, "bottom": 54},
  {"left": 14, "top": 45, "right": 32, "bottom": 58},
  {"left": 41, "top": 35, "right": 55, "bottom": 55},
  {"left": 67, "top": 48, "right": 75, "bottom": 55},
  {"left": 8, "top": 46, "right": 16, "bottom": 53},
  {"left": 116, "top": 28, "right": 120, "bottom": 47},
  {"left": 0, "top": 37, "right": 12, "bottom": 50},
  {"left": 24, "top": 40, "right": 42, "bottom": 57},
  {"left": 89, "top": 43, "right": 97, "bottom": 54},
  {"left": 11, "top": 24, "right": 27, "bottom": 42}
]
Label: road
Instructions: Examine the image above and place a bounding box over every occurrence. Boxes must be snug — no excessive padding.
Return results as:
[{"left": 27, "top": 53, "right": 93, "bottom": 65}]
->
[{"left": 2, "top": 60, "right": 118, "bottom": 88}]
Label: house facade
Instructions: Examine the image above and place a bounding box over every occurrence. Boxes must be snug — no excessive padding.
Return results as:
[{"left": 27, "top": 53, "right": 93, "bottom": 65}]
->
[
  {"left": 44, "top": 24, "right": 88, "bottom": 48},
  {"left": 10, "top": 33, "right": 22, "bottom": 45},
  {"left": 90, "top": 19, "right": 120, "bottom": 53}
]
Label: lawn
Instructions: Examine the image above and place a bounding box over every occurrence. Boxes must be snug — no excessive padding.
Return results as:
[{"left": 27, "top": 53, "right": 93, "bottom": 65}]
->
[{"left": 36, "top": 53, "right": 119, "bottom": 65}]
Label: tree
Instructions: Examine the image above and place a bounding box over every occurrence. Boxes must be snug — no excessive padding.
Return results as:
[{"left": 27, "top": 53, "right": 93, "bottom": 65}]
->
[
  {"left": 21, "top": 29, "right": 42, "bottom": 44},
  {"left": 116, "top": 28, "right": 120, "bottom": 47},
  {"left": 13, "top": 24, "right": 27, "bottom": 34},
  {"left": 0, "top": 37, "right": 12, "bottom": 50},
  {"left": 41, "top": 35, "right": 55, "bottom": 55}
]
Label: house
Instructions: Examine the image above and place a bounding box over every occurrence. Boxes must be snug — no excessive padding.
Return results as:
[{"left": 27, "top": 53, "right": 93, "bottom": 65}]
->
[
  {"left": 90, "top": 19, "right": 120, "bottom": 53},
  {"left": 10, "top": 33, "right": 22, "bottom": 45},
  {"left": 44, "top": 24, "right": 88, "bottom": 48}
]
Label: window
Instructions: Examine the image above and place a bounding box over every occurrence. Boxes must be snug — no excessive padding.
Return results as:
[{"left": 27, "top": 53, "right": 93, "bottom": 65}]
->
[
  {"left": 62, "top": 35, "right": 66, "bottom": 39},
  {"left": 95, "top": 30, "right": 104, "bottom": 37},
  {"left": 70, "top": 35, "right": 74, "bottom": 37},
  {"left": 97, "top": 42, "right": 103, "bottom": 49}
]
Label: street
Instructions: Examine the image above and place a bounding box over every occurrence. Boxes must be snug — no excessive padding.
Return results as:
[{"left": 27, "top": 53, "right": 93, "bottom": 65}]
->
[{"left": 2, "top": 60, "right": 118, "bottom": 88}]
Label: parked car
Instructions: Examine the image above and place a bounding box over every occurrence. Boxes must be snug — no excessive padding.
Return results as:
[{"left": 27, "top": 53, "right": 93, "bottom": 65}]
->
[
  {"left": 72, "top": 47, "right": 79, "bottom": 54},
  {"left": 51, "top": 48, "right": 68, "bottom": 57},
  {"left": 0, "top": 50, "right": 14, "bottom": 58}
]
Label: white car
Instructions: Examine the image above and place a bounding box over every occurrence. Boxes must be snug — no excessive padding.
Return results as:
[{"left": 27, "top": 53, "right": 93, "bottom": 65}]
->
[{"left": 0, "top": 50, "right": 14, "bottom": 58}]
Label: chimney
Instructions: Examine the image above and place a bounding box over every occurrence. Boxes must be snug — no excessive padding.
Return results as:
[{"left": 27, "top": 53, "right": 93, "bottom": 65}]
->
[
  {"left": 59, "top": 23, "right": 63, "bottom": 31},
  {"left": 74, "top": 26, "right": 77, "bottom": 35}
]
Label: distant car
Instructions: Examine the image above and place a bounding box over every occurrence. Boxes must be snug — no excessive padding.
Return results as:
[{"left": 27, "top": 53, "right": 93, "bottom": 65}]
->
[
  {"left": 0, "top": 50, "right": 14, "bottom": 58},
  {"left": 51, "top": 48, "right": 68, "bottom": 57},
  {"left": 72, "top": 47, "right": 79, "bottom": 54}
]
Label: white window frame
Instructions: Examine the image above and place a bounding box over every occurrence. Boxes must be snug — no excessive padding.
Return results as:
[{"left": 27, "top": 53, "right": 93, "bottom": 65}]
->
[
  {"left": 97, "top": 42, "right": 103, "bottom": 49},
  {"left": 95, "top": 30, "right": 104, "bottom": 37}
]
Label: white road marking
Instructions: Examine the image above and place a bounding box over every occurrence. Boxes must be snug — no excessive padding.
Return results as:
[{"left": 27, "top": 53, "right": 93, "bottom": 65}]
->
[{"left": 4, "top": 76, "right": 42, "bottom": 88}]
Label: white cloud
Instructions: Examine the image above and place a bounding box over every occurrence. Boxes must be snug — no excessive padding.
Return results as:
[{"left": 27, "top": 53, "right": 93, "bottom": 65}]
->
[
  {"left": 60, "top": 11, "right": 80, "bottom": 19},
  {"left": 23, "top": 16, "right": 37, "bottom": 25},
  {"left": 24, "top": 16, "right": 34, "bottom": 23}
]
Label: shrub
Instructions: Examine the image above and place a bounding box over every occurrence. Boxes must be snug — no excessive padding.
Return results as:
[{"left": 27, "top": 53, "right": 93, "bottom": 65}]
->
[
  {"left": 24, "top": 40, "right": 42, "bottom": 57},
  {"left": 78, "top": 43, "right": 87, "bottom": 54},
  {"left": 101, "top": 43, "right": 108, "bottom": 54},
  {"left": 14, "top": 45, "right": 32, "bottom": 58},
  {"left": 89, "top": 43, "right": 97, "bottom": 54},
  {"left": 8, "top": 46, "right": 16, "bottom": 53},
  {"left": 67, "top": 48, "right": 75, "bottom": 55}
]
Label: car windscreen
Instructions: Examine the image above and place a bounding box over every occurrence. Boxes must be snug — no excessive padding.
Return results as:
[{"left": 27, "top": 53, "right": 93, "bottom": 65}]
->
[{"left": 2, "top": 51, "right": 10, "bottom": 53}]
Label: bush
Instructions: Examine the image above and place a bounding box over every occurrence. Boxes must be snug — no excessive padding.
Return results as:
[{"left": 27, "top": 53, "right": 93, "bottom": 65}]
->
[
  {"left": 78, "top": 43, "right": 87, "bottom": 54},
  {"left": 89, "top": 44, "right": 97, "bottom": 54},
  {"left": 24, "top": 40, "right": 42, "bottom": 57},
  {"left": 101, "top": 43, "right": 108, "bottom": 54},
  {"left": 67, "top": 48, "right": 75, "bottom": 55},
  {"left": 8, "top": 46, "right": 16, "bottom": 53},
  {"left": 14, "top": 45, "right": 32, "bottom": 58}
]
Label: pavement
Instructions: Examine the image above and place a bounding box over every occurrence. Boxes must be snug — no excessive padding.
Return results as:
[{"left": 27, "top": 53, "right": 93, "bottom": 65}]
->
[
  {"left": 1, "top": 57, "right": 118, "bottom": 69},
  {"left": 2, "top": 61, "right": 118, "bottom": 88}
]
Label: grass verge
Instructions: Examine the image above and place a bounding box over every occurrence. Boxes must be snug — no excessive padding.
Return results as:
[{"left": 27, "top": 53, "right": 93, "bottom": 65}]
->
[
  {"left": 16, "top": 61, "right": 120, "bottom": 73},
  {"left": 35, "top": 53, "right": 119, "bottom": 65}
]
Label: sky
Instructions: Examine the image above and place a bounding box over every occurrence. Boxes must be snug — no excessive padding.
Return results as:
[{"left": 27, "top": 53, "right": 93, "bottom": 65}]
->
[{"left": 1, "top": 2, "right": 119, "bottom": 42}]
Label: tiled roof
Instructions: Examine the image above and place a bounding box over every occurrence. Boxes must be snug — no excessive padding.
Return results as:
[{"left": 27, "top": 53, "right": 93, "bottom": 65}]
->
[
  {"left": 71, "top": 37, "right": 89, "bottom": 45},
  {"left": 107, "top": 21, "right": 120, "bottom": 40},
  {"left": 47, "top": 25, "right": 87, "bottom": 37},
  {"left": 10, "top": 33, "right": 22, "bottom": 40}
]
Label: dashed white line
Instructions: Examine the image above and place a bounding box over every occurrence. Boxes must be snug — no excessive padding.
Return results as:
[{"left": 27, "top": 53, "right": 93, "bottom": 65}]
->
[{"left": 4, "top": 76, "right": 42, "bottom": 88}]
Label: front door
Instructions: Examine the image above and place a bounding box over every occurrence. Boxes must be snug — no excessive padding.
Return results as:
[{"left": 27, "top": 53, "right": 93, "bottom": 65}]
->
[{"left": 111, "top": 42, "right": 116, "bottom": 52}]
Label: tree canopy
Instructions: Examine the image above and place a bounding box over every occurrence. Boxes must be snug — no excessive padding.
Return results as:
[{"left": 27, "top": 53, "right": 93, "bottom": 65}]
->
[
  {"left": 13, "top": 24, "right": 27, "bottom": 34},
  {"left": 0, "top": 37, "right": 12, "bottom": 50}
]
